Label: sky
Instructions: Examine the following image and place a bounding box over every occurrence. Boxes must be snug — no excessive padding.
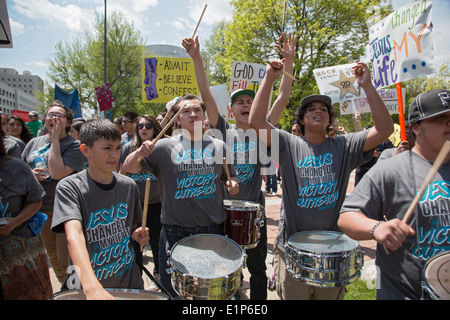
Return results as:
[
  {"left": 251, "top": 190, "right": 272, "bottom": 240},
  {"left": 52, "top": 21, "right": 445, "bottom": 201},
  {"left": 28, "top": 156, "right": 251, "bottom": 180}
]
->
[{"left": 1, "top": 0, "right": 449, "bottom": 85}]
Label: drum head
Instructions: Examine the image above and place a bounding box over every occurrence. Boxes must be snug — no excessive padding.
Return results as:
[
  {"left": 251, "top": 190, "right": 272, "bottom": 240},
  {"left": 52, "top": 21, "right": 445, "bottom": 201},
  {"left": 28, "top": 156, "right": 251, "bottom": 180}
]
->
[
  {"left": 287, "top": 231, "right": 360, "bottom": 254},
  {"left": 223, "top": 199, "right": 260, "bottom": 211},
  {"left": 170, "top": 234, "right": 243, "bottom": 279},
  {"left": 424, "top": 251, "right": 450, "bottom": 300},
  {"left": 52, "top": 289, "right": 168, "bottom": 300}
]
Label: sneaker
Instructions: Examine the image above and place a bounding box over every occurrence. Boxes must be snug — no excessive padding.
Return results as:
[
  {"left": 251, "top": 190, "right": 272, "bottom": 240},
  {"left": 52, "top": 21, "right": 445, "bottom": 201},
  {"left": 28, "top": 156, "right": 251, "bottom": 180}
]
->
[{"left": 272, "top": 192, "right": 277, "bottom": 196}]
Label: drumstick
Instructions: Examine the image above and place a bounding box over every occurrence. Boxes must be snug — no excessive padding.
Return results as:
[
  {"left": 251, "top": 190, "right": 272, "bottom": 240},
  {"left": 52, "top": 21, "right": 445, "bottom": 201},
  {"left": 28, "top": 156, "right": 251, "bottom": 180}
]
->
[
  {"left": 137, "top": 105, "right": 185, "bottom": 162},
  {"left": 223, "top": 157, "right": 232, "bottom": 187},
  {"left": 268, "top": 60, "right": 297, "bottom": 82},
  {"left": 186, "top": 4, "right": 207, "bottom": 51},
  {"left": 402, "top": 140, "right": 450, "bottom": 224},
  {"left": 140, "top": 178, "right": 151, "bottom": 251}
]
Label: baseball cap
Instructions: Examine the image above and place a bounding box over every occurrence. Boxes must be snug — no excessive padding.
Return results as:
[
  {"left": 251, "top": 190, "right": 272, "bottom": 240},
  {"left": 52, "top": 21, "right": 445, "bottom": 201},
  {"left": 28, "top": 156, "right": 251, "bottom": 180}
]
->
[
  {"left": 300, "top": 95, "right": 332, "bottom": 110},
  {"left": 408, "top": 89, "right": 450, "bottom": 124},
  {"left": 230, "top": 89, "right": 255, "bottom": 105},
  {"left": 29, "top": 111, "right": 38, "bottom": 117}
]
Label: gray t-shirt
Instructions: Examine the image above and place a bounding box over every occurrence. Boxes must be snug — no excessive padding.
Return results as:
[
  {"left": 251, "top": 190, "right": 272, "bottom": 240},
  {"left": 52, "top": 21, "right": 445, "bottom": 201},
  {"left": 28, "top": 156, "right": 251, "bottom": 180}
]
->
[
  {"left": 143, "top": 134, "right": 235, "bottom": 228},
  {"left": 378, "top": 147, "right": 398, "bottom": 161},
  {"left": 341, "top": 151, "right": 450, "bottom": 300},
  {"left": 275, "top": 129, "right": 371, "bottom": 249},
  {"left": 51, "top": 170, "right": 143, "bottom": 289},
  {"left": 2, "top": 136, "right": 23, "bottom": 158},
  {"left": 120, "top": 141, "right": 160, "bottom": 205},
  {"left": 22, "top": 134, "right": 86, "bottom": 212},
  {"left": 214, "top": 116, "right": 268, "bottom": 205},
  {"left": 0, "top": 157, "right": 45, "bottom": 237}
]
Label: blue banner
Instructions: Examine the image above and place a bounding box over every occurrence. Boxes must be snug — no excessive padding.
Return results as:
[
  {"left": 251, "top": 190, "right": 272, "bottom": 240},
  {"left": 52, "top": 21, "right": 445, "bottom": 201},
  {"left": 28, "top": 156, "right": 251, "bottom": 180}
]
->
[{"left": 54, "top": 85, "right": 82, "bottom": 118}]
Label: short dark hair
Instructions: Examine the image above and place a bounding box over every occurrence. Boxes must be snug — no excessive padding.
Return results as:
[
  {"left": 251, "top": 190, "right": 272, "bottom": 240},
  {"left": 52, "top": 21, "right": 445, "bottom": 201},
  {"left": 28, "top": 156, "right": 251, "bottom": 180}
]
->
[
  {"left": 123, "top": 111, "right": 138, "bottom": 121},
  {"left": 80, "top": 119, "right": 121, "bottom": 147}
]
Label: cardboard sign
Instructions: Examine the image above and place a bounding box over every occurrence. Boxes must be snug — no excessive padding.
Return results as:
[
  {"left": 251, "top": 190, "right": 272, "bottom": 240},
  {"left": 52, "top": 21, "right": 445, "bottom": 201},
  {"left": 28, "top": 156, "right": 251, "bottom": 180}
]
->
[
  {"left": 339, "top": 88, "right": 406, "bottom": 115},
  {"left": 228, "top": 61, "right": 271, "bottom": 121},
  {"left": 368, "top": 0, "right": 434, "bottom": 89},
  {"left": 142, "top": 57, "right": 199, "bottom": 103}
]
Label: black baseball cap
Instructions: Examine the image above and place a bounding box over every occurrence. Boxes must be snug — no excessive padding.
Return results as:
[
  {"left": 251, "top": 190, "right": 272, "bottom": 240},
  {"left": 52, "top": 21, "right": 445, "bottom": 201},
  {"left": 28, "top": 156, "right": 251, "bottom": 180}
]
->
[
  {"left": 408, "top": 89, "right": 450, "bottom": 124},
  {"left": 230, "top": 89, "right": 255, "bottom": 105},
  {"left": 300, "top": 94, "right": 332, "bottom": 110}
]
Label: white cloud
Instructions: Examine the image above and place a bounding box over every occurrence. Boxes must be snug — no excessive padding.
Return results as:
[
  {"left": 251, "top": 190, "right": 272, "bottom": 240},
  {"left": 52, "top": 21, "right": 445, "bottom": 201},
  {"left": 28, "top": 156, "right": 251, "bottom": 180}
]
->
[
  {"left": 9, "top": 19, "right": 25, "bottom": 36},
  {"left": 25, "top": 60, "right": 49, "bottom": 68},
  {"left": 188, "top": 0, "right": 232, "bottom": 26}
]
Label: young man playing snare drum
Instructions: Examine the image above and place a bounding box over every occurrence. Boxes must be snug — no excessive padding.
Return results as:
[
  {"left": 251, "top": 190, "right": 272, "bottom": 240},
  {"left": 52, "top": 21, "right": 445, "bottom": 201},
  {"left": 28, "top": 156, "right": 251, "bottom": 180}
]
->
[
  {"left": 122, "top": 94, "right": 239, "bottom": 298},
  {"left": 339, "top": 89, "right": 450, "bottom": 300},
  {"left": 182, "top": 33, "right": 297, "bottom": 300},
  {"left": 249, "top": 60, "right": 393, "bottom": 300}
]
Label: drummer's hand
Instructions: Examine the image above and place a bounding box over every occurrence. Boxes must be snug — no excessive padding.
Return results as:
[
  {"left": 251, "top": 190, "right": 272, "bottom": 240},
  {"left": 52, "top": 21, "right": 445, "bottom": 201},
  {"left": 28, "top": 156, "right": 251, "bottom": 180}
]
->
[
  {"left": 372, "top": 218, "right": 415, "bottom": 251},
  {"left": 137, "top": 140, "right": 155, "bottom": 158},
  {"left": 85, "top": 286, "right": 115, "bottom": 300},
  {"left": 132, "top": 227, "right": 150, "bottom": 247},
  {"left": 227, "top": 177, "right": 239, "bottom": 195}
]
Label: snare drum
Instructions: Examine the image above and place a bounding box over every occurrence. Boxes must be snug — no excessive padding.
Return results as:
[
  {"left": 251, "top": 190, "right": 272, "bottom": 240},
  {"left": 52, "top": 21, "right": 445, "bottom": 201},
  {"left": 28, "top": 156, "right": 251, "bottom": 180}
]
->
[
  {"left": 168, "top": 234, "right": 245, "bottom": 300},
  {"left": 52, "top": 288, "right": 168, "bottom": 300},
  {"left": 422, "top": 251, "right": 450, "bottom": 300},
  {"left": 285, "top": 231, "right": 364, "bottom": 287},
  {"left": 223, "top": 199, "right": 263, "bottom": 249}
]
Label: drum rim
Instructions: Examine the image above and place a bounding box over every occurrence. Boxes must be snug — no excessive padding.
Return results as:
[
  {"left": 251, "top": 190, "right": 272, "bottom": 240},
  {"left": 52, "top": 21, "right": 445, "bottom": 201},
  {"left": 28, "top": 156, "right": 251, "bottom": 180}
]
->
[
  {"left": 52, "top": 288, "right": 169, "bottom": 299},
  {"left": 223, "top": 199, "right": 260, "bottom": 210},
  {"left": 286, "top": 230, "right": 360, "bottom": 254},
  {"left": 423, "top": 250, "right": 450, "bottom": 298}
]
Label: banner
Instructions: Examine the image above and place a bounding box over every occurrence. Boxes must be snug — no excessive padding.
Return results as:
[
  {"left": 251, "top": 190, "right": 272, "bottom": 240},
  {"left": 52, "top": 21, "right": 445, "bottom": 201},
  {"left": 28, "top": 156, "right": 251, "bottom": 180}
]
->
[
  {"left": 0, "top": 0, "right": 13, "bottom": 48},
  {"left": 368, "top": 0, "right": 434, "bottom": 89},
  {"left": 339, "top": 88, "right": 406, "bottom": 115},
  {"left": 313, "top": 63, "right": 363, "bottom": 104},
  {"left": 142, "top": 57, "right": 199, "bottom": 103},
  {"left": 95, "top": 83, "right": 115, "bottom": 112},
  {"left": 12, "top": 109, "right": 31, "bottom": 122},
  {"left": 54, "top": 85, "right": 82, "bottom": 118}
]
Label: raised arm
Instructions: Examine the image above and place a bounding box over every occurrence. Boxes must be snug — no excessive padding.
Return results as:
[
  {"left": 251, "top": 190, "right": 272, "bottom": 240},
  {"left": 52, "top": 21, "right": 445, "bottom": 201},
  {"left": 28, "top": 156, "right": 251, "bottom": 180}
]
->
[
  {"left": 249, "top": 60, "right": 285, "bottom": 148},
  {"left": 182, "top": 36, "right": 220, "bottom": 128},
  {"left": 353, "top": 62, "right": 394, "bottom": 151},
  {"left": 268, "top": 33, "right": 297, "bottom": 125}
]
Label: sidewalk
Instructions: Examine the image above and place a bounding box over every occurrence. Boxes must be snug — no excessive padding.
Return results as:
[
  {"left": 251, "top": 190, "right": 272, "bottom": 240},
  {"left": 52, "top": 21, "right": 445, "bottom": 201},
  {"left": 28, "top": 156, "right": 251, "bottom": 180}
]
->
[{"left": 49, "top": 170, "right": 378, "bottom": 299}]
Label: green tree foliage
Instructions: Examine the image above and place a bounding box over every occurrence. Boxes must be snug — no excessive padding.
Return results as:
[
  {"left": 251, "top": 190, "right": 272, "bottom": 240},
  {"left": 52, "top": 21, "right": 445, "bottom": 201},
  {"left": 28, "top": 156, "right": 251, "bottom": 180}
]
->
[
  {"left": 205, "top": 0, "right": 392, "bottom": 130},
  {"left": 44, "top": 12, "right": 149, "bottom": 118}
]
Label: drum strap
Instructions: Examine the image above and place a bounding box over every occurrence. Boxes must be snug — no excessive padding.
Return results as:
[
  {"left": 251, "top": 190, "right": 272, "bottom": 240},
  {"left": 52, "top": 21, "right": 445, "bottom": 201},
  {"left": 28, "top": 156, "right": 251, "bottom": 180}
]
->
[{"left": 409, "top": 151, "right": 426, "bottom": 299}]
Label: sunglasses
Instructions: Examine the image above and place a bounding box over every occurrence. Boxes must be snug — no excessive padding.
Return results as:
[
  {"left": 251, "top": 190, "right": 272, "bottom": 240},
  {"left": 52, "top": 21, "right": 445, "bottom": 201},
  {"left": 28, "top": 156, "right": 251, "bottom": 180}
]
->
[{"left": 138, "top": 123, "right": 153, "bottom": 130}]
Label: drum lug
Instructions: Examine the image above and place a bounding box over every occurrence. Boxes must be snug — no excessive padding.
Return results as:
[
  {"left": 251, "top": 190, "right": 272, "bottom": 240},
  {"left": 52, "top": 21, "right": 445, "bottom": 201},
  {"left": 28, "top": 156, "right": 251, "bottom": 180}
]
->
[
  {"left": 221, "top": 275, "right": 229, "bottom": 290},
  {"left": 254, "top": 217, "right": 265, "bottom": 228}
]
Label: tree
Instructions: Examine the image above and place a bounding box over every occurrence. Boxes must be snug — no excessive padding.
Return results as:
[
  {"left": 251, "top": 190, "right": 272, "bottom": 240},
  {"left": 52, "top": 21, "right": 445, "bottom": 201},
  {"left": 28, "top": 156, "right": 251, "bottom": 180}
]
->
[
  {"left": 44, "top": 12, "right": 148, "bottom": 118},
  {"left": 205, "top": 0, "right": 391, "bottom": 130}
]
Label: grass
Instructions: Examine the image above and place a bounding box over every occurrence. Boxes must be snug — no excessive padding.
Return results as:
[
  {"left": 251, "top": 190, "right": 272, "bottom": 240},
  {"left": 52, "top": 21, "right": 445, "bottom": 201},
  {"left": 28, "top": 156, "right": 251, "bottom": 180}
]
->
[{"left": 344, "top": 279, "right": 377, "bottom": 300}]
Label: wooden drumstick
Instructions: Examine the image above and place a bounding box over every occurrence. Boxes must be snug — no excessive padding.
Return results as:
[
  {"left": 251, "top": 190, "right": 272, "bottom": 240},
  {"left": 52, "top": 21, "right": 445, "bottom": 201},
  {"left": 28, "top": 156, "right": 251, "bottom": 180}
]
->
[
  {"left": 268, "top": 60, "right": 297, "bottom": 82},
  {"left": 223, "top": 157, "right": 232, "bottom": 187},
  {"left": 186, "top": 4, "right": 207, "bottom": 51},
  {"left": 402, "top": 140, "right": 450, "bottom": 224},
  {"left": 137, "top": 105, "right": 185, "bottom": 162},
  {"left": 140, "top": 178, "right": 151, "bottom": 251}
]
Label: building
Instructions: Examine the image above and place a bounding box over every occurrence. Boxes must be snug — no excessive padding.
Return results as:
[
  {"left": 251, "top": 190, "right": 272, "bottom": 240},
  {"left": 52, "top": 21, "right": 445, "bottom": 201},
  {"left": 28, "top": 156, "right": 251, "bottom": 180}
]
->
[
  {"left": 0, "top": 81, "right": 42, "bottom": 116},
  {"left": 0, "top": 68, "right": 44, "bottom": 97}
]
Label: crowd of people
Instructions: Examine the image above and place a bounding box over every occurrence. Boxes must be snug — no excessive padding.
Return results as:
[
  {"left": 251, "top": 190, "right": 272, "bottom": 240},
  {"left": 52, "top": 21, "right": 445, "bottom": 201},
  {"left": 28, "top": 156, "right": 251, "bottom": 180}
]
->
[{"left": 1, "top": 33, "right": 449, "bottom": 301}]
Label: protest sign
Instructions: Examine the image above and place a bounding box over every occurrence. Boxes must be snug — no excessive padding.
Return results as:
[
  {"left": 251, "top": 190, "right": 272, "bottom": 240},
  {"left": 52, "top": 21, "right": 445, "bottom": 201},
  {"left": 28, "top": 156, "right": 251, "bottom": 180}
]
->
[
  {"left": 339, "top": 88, "right": 406, "bottom": 115},
  {"left": 313, "top": 63, "right": 363, "bottom": 104},
  {"left": 368, "top": 0, "right": 434, "bottom": 89},
  {"left": 142, "top": 57, "right": 199, "bottom": 103},
  {"left": 95, "top": 83, "right": 115, "bottom": 112},
  {"left": 228, "top": 61, "right": 270, "bottom": 121}
]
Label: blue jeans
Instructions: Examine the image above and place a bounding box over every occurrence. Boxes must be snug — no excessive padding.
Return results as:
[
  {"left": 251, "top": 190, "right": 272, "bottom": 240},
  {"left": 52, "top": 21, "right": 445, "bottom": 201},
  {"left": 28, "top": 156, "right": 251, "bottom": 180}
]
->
[
  {"left": 158, "top": 224, "right": 223, "bottom": 298},
  {"left": 265, "top": 174, "right": 277, "bottom": 193}
]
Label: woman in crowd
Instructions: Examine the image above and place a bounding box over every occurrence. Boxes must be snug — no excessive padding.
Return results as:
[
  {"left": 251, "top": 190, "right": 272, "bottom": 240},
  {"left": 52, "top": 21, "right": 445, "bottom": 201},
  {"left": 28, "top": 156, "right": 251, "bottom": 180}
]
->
[
  {"left": 0, "top": 121, "right": 53, "bottom": 300},
  {"left": 7, "top": 115, "right": 33, "bottom": 146},
  {"left": 21, "top": 100, "right": 86, "bottom": 285}
]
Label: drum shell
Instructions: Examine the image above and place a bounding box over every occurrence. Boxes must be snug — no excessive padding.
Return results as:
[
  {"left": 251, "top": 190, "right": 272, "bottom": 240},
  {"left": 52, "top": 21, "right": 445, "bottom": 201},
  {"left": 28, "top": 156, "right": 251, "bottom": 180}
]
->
[
  {"left": 168, "top": 234, "right": 245, "bottom": 300},
  {"left": 285, "top": 231, "right": 364, "bottom": 287},
  {"left": 224, "top": 199, "right": 262, "bottom": 249},
  {"left": 422, "top": 251, "right": 450, "bottom": 300},
  {"left": 52, "top": 288, "right": 168, "bottom": 300}
]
